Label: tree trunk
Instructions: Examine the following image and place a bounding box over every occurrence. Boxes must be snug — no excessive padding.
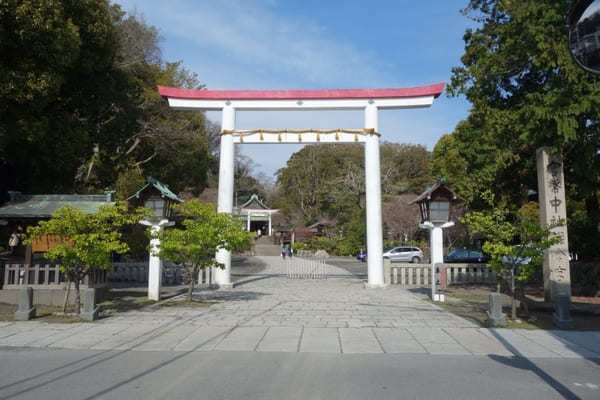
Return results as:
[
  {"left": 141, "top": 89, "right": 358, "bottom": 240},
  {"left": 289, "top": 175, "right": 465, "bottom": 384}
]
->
[
  {"left": 510, "top": 267, "right": 516, "bottom": 320},
  {"left": 187, "top": 269, "right": 195, "bottom": 302},
  {"left": 518, "top": 281, "right": 529, "bottom": 316},
  {"left": 74, "top": 278, "right": 81, "bottom": 314},
  {"left": 62, "top": 278, "right": 71, "bottom": 313}
]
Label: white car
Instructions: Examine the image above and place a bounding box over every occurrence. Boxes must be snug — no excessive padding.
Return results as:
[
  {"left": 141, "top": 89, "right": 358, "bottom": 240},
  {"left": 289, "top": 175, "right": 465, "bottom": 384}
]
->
[{"left": 382, "top": 246, "right": 424, "bottom": 263}]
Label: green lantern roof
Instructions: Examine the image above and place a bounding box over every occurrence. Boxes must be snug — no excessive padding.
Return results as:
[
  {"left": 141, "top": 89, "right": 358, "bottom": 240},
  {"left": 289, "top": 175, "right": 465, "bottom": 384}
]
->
[{"left": 126, "top": 177, "right": 183, "bottom": 203}]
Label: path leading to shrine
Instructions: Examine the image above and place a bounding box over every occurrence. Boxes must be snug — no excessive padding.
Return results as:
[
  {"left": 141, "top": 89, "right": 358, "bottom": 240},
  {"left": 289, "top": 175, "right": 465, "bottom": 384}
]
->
[{"left": 1, "top": 256, "right": 599, "bottom": 358}]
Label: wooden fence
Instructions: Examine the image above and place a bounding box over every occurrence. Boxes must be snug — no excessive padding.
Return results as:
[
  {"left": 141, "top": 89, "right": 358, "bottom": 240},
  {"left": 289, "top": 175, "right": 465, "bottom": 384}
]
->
[
  {"left": 385, "top": 260, "right": 496, "bottom": 287},
  {"left": 109, "top": 262, "right": 215, "bottom": 286},
  {"left": 286, "top": 257, "right": 327, "bottom": 279},
  {"left": 2, "top": 263, "right": 106, "bottom": 289}
]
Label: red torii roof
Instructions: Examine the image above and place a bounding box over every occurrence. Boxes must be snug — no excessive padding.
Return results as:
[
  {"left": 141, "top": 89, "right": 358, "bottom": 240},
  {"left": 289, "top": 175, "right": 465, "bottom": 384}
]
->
[{"left": 157, "top": 83, "right": 445, "bottom": 101}]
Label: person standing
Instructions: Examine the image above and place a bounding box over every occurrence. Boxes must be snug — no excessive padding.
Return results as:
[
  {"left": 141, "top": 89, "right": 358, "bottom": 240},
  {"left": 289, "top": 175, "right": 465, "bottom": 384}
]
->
[
  {"left": 288, "top": 245, "right": 293, "bottom": 258},
  {"left": 8, "top": 230, "right": 20, "bottom": 254},
  {"left": 281, "top": 245, "right": 286, "bottom": 259}
]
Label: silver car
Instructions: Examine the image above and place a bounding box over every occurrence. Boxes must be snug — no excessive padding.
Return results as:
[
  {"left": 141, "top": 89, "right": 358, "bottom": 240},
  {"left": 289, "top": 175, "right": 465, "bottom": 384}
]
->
[{"left": 382, "top": 246, "right": 424, "bottom": 263}]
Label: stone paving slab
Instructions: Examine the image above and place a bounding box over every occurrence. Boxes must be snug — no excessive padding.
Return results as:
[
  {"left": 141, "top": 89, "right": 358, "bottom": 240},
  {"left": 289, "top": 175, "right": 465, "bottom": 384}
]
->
[
  {"left": 372, "top": 328, "right": 427, "bottom": 354},
  {"left": 513, "top": 330, "right": 600, "bottom": 359},
  {"left": 445, "top": 328, "right": 513, "bottom": 356},
  {"left": 551, "top": 330, "right": 600, "bottom": 355},
  {"left": 214, "top": 326, "right": 268, "bottom": 351},
  {"left": 480, "top": 329, "right": 563, "bottom": 358},
  {"left": 299, "top": 327, "right": 340, "bottom": 353},
  {"left": 1, "top": 257, "right": 599, "bottom": 358},
  {"left": 339, "top": 328, "right": 383, "bottom": 353},
  {"left": 133, "top": 325, "right": 198, "bottom": 351},
  {"left": 173, "top": 326, "right": 232, "bottom": 352},
  {"left": 256, "top": 327, "right": 302, "bottom": 352}
]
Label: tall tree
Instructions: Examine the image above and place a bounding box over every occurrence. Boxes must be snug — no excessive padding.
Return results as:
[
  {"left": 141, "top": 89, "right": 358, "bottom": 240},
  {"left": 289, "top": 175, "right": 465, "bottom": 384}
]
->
[
  {"left": 447, "top": 0, "right": 600, "bottom": 256},
  {"left": 0, "top": 0, "right": 138, "bottom": 195}
]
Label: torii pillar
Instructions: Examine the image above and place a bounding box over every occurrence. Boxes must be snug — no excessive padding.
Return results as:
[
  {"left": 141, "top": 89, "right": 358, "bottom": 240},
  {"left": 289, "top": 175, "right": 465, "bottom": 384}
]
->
[{"left": 157, "top": 84, "right": 445, "bottom": 288}]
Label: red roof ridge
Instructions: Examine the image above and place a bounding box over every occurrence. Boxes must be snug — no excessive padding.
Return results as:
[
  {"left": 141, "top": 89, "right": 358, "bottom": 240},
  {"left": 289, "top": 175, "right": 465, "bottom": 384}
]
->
[{"left": 158, "top": 83, "right": 445, "bottom": 101}]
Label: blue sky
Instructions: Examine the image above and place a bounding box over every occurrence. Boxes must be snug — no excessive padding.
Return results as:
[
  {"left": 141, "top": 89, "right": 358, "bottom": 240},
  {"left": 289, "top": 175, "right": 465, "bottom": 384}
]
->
[{"left": 117, "top": 0, "right": 477, "bottom": 178}]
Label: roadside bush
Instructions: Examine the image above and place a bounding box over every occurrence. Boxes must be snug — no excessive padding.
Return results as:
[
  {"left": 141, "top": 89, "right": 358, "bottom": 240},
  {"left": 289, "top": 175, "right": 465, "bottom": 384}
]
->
[{"left": 571, "top": 261, "right": 600, "bottom": 297}]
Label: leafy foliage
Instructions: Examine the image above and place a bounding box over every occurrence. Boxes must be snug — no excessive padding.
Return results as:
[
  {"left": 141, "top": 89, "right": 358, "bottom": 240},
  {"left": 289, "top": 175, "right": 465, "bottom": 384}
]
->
[
  {"left": 0, "top": 1, "right": 215, "bottom": 198},
  {"left": 443, "top": 0, "right": 600, "bottom": 257},
  {"left": 154, "top": 200, "right": 252, "bottom": 300},
  {"left": 461, "top": 200, "right": 561, "bottom": 319},
  {"left": 273, "top": 142, "right": 432, "bottom": 253},
  {"left": 25, "top": 204, "right": 149, "bottom": 312}
]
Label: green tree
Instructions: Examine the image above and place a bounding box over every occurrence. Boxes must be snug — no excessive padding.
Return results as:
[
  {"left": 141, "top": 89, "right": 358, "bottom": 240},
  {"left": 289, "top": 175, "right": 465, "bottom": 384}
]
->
[
  {"left": 83, "top": 7, "right": 215, "bottom": 195},
  {"left": 0, "top": 0, "right": 139, "bottom": 194},
  {"left": 448, "top": 0, "right": 600, "bottom": 256},
  {"left": 0, "top": 2, "right": 214, "bottom": 198},
  {"left": 154, "top": 200, "right": 252, "bottom": 301},
  {"left": 461, "top": 199, "right": 561, "bottom": 320},
  {"left": 25, "top": 204, "right": 149, "bottom": 313}
]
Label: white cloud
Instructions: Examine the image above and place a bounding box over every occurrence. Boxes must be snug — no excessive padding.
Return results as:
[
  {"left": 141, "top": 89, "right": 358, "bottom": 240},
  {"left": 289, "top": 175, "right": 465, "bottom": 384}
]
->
[
  {"left": 117, "top": 0, "right": 471, "bottom": 178},
  {"left": 132, "top": 0, "right": 387, "bottom": 88}
]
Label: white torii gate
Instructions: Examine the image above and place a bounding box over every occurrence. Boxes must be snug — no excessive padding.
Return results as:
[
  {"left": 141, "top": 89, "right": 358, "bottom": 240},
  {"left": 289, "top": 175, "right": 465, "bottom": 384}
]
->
[{"left": 158, "top": 84, "right": 445, "bottom": 288}]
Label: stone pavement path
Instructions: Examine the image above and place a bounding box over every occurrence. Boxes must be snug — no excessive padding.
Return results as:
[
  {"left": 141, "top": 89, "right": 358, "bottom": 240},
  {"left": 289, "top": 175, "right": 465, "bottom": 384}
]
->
[{"left": 1, "top": 256, "right": 599, "bottom": 358}]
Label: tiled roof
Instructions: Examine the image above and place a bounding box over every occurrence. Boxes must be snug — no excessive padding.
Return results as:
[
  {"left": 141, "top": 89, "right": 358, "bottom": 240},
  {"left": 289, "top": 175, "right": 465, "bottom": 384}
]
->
[{"left": 0, "top": 192, "right": 115, "bottom": 218}]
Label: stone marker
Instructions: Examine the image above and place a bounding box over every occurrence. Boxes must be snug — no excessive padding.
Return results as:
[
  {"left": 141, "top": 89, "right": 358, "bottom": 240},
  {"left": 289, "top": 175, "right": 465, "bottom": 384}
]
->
[
  {"left": 80, "top": 288, "right": 99, "bottom": 321},
  {"left": 553, "top": 293, "right": 574, "bottom": 330},
  {"left": 486, "top": 292, "right": 506, "bottom": 327},
  {"left": 536, "top": 147, "right": 571, "bottom": 301},
  {"left": 14, "top": 286, "right": 36, "bottom": 321}
]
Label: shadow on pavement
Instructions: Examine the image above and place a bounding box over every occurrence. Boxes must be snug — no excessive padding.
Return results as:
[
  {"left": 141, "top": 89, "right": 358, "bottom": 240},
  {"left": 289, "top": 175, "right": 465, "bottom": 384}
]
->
[
  {"left": 192, "top": 289, "right": 270, "bottom": 302},
  {"left": 0, "top": 298, "right": 283, "bottom": 400},
  {"left": 488, "top": 330, "right": 582, "bottom": 400}
]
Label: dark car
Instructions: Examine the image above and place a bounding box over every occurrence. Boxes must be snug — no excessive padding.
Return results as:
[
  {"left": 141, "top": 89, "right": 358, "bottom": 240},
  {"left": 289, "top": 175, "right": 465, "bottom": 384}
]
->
[{"left": 444, "top": 249, "right": 490, "bottom": 263}]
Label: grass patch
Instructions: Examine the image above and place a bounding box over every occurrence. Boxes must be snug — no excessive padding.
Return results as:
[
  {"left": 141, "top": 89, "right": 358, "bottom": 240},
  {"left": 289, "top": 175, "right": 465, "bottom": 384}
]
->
[
  {"left": 437, "top": 285, "right": 600, "bottom": 330},
  {"left": 0, "top": 302, "right": 84, "bottom": 323}
]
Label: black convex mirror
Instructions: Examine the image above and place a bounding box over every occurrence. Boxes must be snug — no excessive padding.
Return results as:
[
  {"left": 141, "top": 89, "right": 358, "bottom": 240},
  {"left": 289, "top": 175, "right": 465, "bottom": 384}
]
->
[{"left": 569, "top": 0, "right": 600, "bottom": 74}]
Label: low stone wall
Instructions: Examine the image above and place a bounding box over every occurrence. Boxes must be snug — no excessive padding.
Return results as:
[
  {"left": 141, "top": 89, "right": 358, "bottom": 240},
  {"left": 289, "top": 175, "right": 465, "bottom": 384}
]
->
[{"left": 0, "top": 286, "right": 108, "bottom": 307}]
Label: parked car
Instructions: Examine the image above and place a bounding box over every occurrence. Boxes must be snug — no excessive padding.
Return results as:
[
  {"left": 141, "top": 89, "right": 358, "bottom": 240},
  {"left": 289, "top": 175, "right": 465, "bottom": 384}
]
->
[
  {"left": 444, "top": 249, "right": 490, "bottom": 263},
  {"left": 382, "top": 246, "right": 424, "bottom": 263},
  {"left": 356, "top": 247, "right": 393, "bottom": 262},
  {"left": 502, "top": 245, "right": 533, "bottom": 266}
]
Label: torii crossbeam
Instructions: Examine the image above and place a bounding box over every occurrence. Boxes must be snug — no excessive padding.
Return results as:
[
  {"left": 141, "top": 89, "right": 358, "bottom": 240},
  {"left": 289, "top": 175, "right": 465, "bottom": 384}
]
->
[{"left": 159, "top": 83, "right": 445, "bottom": 288}]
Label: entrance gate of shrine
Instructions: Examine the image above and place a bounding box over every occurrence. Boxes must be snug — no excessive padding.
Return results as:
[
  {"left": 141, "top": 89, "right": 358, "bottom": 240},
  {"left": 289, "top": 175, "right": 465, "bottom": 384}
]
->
[{"left": 158, "top": 84, "right": 445, "bottom": 288}]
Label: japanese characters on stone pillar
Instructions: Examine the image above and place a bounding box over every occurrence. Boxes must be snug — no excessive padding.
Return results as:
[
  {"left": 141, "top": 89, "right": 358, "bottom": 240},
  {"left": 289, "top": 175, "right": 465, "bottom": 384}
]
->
[{"left": 536, "top": 147, "right": 571, "bottom": 301}]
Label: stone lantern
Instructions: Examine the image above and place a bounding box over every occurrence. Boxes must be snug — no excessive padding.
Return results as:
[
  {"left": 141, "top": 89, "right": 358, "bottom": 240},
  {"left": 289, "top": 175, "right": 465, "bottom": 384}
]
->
[
  {"left": 128, "top": 177, "right": 182, "bottom": 300},
  {"left": 410, "top": 179, "right": 461, "bottom": 301}
]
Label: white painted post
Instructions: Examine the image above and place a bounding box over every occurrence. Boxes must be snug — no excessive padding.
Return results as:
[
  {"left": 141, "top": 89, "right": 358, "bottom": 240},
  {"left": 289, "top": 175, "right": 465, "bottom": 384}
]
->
[
  {"left": 364, "top": 104, "right": 385, "bottom": 287},
  {"left": 148, "top": 224, "right": 162, "bottom": 301},
  {"left": 431, "top": 226, "right": 444, "bottom": 264},
  {"left": 421, "top": 221, "right": 453, "bottom": 301},
  {"left": 215, "top": 105, "right": 235, "bottom": 288},
  {"left": 140, "top": 219, "right": 174, "bottom": 301},
  {"left": 247, "top": 212, "right": 251, "bottom": 231},
  {"left": 268, "top": 213, "right": 272, "bottom": 236}
]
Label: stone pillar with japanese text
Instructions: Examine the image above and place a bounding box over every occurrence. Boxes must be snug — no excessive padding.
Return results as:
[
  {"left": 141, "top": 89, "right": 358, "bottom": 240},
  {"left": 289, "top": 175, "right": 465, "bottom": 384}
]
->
[{"left": 536, "top": 147, "right": 571, "bottom": 301}]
